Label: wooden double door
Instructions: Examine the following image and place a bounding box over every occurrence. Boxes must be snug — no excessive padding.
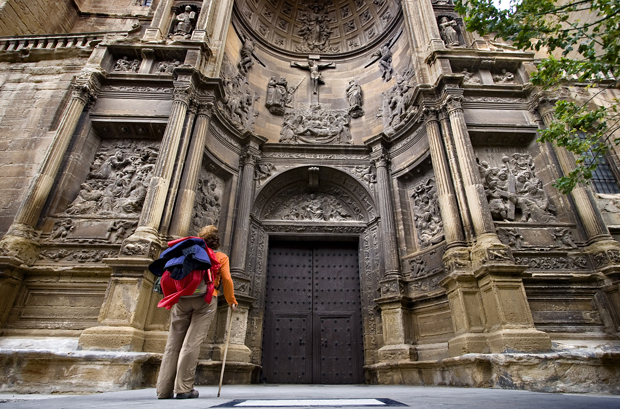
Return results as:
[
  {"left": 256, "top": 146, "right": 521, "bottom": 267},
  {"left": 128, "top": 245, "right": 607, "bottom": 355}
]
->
[{"left": 262, "top": 240, "right": 364, "bottom": 384}]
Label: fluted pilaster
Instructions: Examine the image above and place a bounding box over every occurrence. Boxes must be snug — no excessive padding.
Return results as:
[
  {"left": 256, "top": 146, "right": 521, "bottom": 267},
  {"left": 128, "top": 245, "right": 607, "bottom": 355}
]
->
[{"left": 169, "top": 103, "right": 214, "bottom": 237}]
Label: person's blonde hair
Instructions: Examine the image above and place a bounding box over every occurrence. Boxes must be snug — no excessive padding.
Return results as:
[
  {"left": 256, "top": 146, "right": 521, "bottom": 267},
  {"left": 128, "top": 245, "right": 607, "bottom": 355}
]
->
[{"left": 198, "top": 225, "right": 220, "bottom": 250}]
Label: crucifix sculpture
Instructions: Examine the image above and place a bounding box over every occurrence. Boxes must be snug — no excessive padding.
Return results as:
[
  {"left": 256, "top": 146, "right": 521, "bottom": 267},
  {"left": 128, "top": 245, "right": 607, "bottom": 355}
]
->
[{"left": 290, "top": 59, "right": 336, "bottom": 100}]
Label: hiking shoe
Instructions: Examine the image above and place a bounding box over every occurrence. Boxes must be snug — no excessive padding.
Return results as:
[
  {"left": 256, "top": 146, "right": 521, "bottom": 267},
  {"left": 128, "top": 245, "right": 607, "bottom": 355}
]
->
[{"left": 176, "top": 389, "right": 199, "bottom": 399}]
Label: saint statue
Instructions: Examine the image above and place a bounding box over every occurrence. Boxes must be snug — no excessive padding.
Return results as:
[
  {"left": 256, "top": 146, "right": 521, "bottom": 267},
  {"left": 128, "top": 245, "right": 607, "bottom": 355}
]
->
[{"left": 173, "top": 6, "right": 196, "bottom": 36}]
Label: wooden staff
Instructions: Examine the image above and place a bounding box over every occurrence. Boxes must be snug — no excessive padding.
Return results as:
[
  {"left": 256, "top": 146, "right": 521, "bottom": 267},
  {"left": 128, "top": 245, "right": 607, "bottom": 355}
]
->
[{"left": 217, "top": 305, "right": 233, "bottom": 397}]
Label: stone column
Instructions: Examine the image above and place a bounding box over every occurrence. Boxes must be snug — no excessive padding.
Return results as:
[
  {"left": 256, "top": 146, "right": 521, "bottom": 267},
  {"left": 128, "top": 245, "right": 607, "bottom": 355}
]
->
[
  {"left": 370, "top": 144, "right": 400, "bottom": 277},
  {"left": 424, "top": 109, "right": 465, "bottom": 249},
  {"left": 229, "top": 141, "right": 261, "bottom": 277},
  {"left": 438, "top": 108, "right": 475, "bottom": 241},
  {"left": 0, "top": 73, "right": 99, "bottom": 265},
  {"left": 168, "top": 103, "right": 214, "bottom": 238},
  {"left": 123, "top": 82, "right": 194, "bottom": 256},
  {"left": 160, "top": 100, "right": 198, "bottom": 235}
]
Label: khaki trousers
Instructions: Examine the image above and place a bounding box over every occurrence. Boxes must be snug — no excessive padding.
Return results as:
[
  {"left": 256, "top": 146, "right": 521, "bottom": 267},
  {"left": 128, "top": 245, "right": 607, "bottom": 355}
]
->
[{"left": 156, "top": 295, "right": 217, "bottom": 398}]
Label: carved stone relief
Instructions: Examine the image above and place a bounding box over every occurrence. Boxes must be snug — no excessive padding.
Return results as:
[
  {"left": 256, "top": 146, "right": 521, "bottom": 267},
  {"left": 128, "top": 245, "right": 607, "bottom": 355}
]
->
[
  {"left": 169, "top": 5, "right": 197, "bottom": 38},
  {"left": 39, "top": 247, "right": 117, "bottom": 263},
  {"left": 493, "top": 69, "right": 516, "bottom": 84},
  {"left": 410, "top": 271, "right": 446, "bottom": 293},
  {"left": 190, "top": 168, "right": 224, "bottom": 235},
  {"left": 411, "top": 178, "right": 444, "bottom": 248},
  {"left": 438, "top": 16, "right": 461, "bottom": 47},
  {"left": 63, "top": 140, "right": 158, "bottom": 217},
  {"left": 479, "top": 153, "right": 556, "bottom": 223},
  {"left": 380, "top": 67, "right": 418, "bottom": 136},
  {"left": 371, "top": 41, "right": 394, "bottom": 82},
  {"left": 461, "top": 68, "right": 481, "bottom": 85},
  {"left": 497, "top": 227, "right": 525, "bottom": 250},
  {"left": 279, "top": 105, "right": 352, "bottom": 145},
  {"left": 255, "top": 162, "right": 276, "bottom": 186},
  {"left": 295, "top": 1, "right": 336, "bottom": 53},
  {"left": 218, "top": 55, "right": 258, "bottom": 132},
  {"left": 265, "top": 76, "right": 303, "bottom": 116},
  {"left": 264, "top": 192, "right": 354, "bottom": 222},
  {"left": 515, "top": 255, "right": 589, "bottom": 270},
  {"left": 238, "top": 35, "right": 255, "bottom": 75},
  {"left": 113, "top": 56, "right": 140, "bottom": 73},
  {"left": 156, "top": 60, "right": 180, "bottom": 74}
]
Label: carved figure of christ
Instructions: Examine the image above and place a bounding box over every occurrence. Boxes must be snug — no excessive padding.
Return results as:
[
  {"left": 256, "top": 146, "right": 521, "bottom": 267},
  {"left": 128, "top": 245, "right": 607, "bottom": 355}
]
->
[{"left": 290, "top": 59, "right": 336, "bottom": 101}]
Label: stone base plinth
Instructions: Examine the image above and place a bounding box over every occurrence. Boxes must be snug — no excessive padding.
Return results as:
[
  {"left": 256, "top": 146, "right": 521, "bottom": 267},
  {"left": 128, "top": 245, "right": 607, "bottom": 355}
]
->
[
  {"left": 367, "top": 348, "right": 620, "bottom": 394},
  {"left": 212, "top": 344, "right": 253, "bottom": 363},
  {"left": 0, "top": 349, "right": 259, "bottom": 393},
  {"left": 448, "top": 333, "right": 489, "bottom": 356},
  {"left": 487, "top": 328, "right": 552, "bottom": 353},
  {"left": 78, "top": 326, "right": 146, "bottom": 351},
  {"left": 377, "top": 344, "right": 418, "bottom": 361}
]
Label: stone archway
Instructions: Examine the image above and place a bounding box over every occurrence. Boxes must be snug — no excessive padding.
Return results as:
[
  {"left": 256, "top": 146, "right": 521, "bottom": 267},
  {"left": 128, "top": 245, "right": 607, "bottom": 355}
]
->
[{"left": 242, "top": 166, "right": 383, "bottom": 380}]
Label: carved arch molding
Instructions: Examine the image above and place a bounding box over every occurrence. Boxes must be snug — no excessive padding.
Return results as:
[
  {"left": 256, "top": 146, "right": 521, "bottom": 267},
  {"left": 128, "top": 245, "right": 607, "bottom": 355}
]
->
[{"left": 243, "top": 166, "right": 383, "bottom": 365}]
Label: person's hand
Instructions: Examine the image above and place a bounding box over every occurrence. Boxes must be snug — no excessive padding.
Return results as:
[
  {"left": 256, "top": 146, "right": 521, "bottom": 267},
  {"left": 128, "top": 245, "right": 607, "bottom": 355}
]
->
[{"left": 231, "top": 303, "right": 237, "bottom": 311}]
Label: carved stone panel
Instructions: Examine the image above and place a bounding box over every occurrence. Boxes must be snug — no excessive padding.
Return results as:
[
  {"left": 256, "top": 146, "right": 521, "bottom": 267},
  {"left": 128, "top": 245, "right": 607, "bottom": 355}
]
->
[
  {"left": 279, "top": 105, "right": 352, "bottom": 145},
  {"left": 190, "top": 168, "right": 225, "bottom": 235},
  {"left": 380, "top": 67, "right": 418, "bottom": 136},
  {"left": 478, "top": 153, "right": 556, "bottom": 224},
  {"left": 411, "top": 178, "right": 444, "bottom": 248},
  {"left": 62, "top": 139, "right": 159, "bottom": 218}
]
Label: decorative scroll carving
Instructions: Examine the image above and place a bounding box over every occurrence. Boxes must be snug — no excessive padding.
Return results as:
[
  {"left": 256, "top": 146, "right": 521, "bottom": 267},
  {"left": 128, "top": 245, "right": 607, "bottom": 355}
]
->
[
  {"left": 219, "top": 55, "right": 258, "bottom": 132},
  {"left": 264, "top": 192, "right": 354, "bottom": 222},
  {"left": 515, "top": 255, "right": 588, "bottom": 270},
  {"left": 255, "top": 162, "right": 276, "bottom": 185},
  {"left": 262, "top": 224, "right": 366, "bottom": 234},
  {"left": 170, "top": 5, "right": 197, "bottom": 38},
  {"left": 479, "top": 153, "right": 556, "bottom": 223},
  {"left": 101, "top": 85, "right": 173, "bottom": 94},
  {"left": 498, "top": 227, "right": 525, "bottom": 250},
  {"left": 411, "top": 179, "right": 444, "bottom": 248},
  {"left": 380, "top": 68, "right": 418, "bottom": 136},
  {"left": 39, "top": 248, "right": 116, "bottom": 263},
  {"left": 190, "top": 169, "right": 224, "bottom": 235},
  {"left": 346, "top": 80, "right": 364, "bottom": 118},
  {"left": 279, "top": 105, "right": 352, "bottom": 145},
  {"left": 265, "top": 76, "right": 302, "bottom": 116},
  {"left": 438, "top": 16, "right": 461, "bottom": 47},
  {"left": 295, "top": 1, "right": 336, "bottom": 53},
  {"left": 113, "top": 56, "right": 140, "bottom": 73},
  {"left": 552, "top": 227, "right": 578, "bottom": 249},
  {"left": 64, "top": 140, "right": 158, "bottom": 217}
]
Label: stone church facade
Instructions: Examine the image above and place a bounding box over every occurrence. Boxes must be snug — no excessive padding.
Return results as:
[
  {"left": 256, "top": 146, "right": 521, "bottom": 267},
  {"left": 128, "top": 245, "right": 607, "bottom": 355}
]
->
[{"left": 0, "top": 0, "right": 619, "bottom": 393}]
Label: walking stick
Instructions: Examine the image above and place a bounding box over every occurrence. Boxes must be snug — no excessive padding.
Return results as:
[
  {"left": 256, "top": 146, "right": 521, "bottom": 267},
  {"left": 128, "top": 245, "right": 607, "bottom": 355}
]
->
[{"left": 218, "top": 305, "right": 233, "bottom": 397}]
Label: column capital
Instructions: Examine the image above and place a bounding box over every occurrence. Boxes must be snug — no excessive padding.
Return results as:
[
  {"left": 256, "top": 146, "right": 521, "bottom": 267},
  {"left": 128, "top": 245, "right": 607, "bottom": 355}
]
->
[
  {"left": 173, "top": 83, "right": 195, "bottom": 105},
  {"left": 71, "top": 71, "right": 101, "bottom": 105},
  {"left": 197, "top": 101, "right": 215, "bottom": 118},
  {"left": 240, "top": 146, "right": 261, "bottom": 168},
  {"left": 422, "top": 107, "right": 439, "bottom": 124},
  {"left": 443, "top": 95, "right": 463, "bottom": 113}
]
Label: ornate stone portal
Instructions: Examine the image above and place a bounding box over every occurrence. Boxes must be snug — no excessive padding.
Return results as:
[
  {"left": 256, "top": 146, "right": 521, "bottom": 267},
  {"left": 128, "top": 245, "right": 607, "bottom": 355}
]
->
[{"left": 0, "top": 0, "right": 619, "bottom": 396}]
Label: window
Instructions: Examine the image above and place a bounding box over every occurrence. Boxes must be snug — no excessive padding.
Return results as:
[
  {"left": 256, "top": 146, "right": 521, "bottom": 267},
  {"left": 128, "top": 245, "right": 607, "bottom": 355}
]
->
[{"left": 580, "top": 132, "right": 620, "bottom": 193}]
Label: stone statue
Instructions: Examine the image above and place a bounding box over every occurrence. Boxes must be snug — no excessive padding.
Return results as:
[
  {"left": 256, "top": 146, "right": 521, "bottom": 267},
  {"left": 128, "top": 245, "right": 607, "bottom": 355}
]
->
[
  {"left": 238, "top": 35, "right": 255, "bottom": 75},
  {"left": 296, "top": 1, "right": 333, "bottom": 52},
  {"left": 438, "top": 17, "right": 460, "bottom": 47},
  {"left": 291, "top": 59, "right": 336, "bottom": 95},
  {"left": 412, "top": 179, "right": 444, "bottom": 248},
  {"left": 346, "top": 79, "right": 364, "bottom": 118},
  {"left": 493, "top": 69, "right": 516, "bottom": 84},
  {"left": 372, "top": 42, "right": 394, "bottom": 82},
  {"left": 172, "top": 5, "right": 196, "bottom": 37}
]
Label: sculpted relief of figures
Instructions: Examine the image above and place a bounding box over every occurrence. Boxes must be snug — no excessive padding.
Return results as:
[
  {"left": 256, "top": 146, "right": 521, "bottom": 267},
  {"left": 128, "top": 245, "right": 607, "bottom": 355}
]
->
[
  {"left": 63, "top": 140, "right": 158, "bottom": 217},
  {"left": 279, "top": 106, "right": 352, "bottom": 145},
  {"left": 296, "top": 1, "right": 335, "bottom": 53},
  {"left": 264, "top": 192, "right": 354, "bottom": 222},
  {"left": 381, "top": 68, "right": 418, "bottom": 136},
  {"left": 479, "top": 153, "right": 557, "bottom": 223},
  {"left": 190, "top": 169, "right": 224, "bottom": 235},
  {"left": 219, "top": 56, "right": 258, "bottom": 132},
  {"left": 265, "top": 76, "right": 303, "bottom": 116},
  {"left": 113, "top": 56, "right": 140, "bottom": 73},
  {"left": 411, "top": 179, "right": 444, "bottom": 248}
]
